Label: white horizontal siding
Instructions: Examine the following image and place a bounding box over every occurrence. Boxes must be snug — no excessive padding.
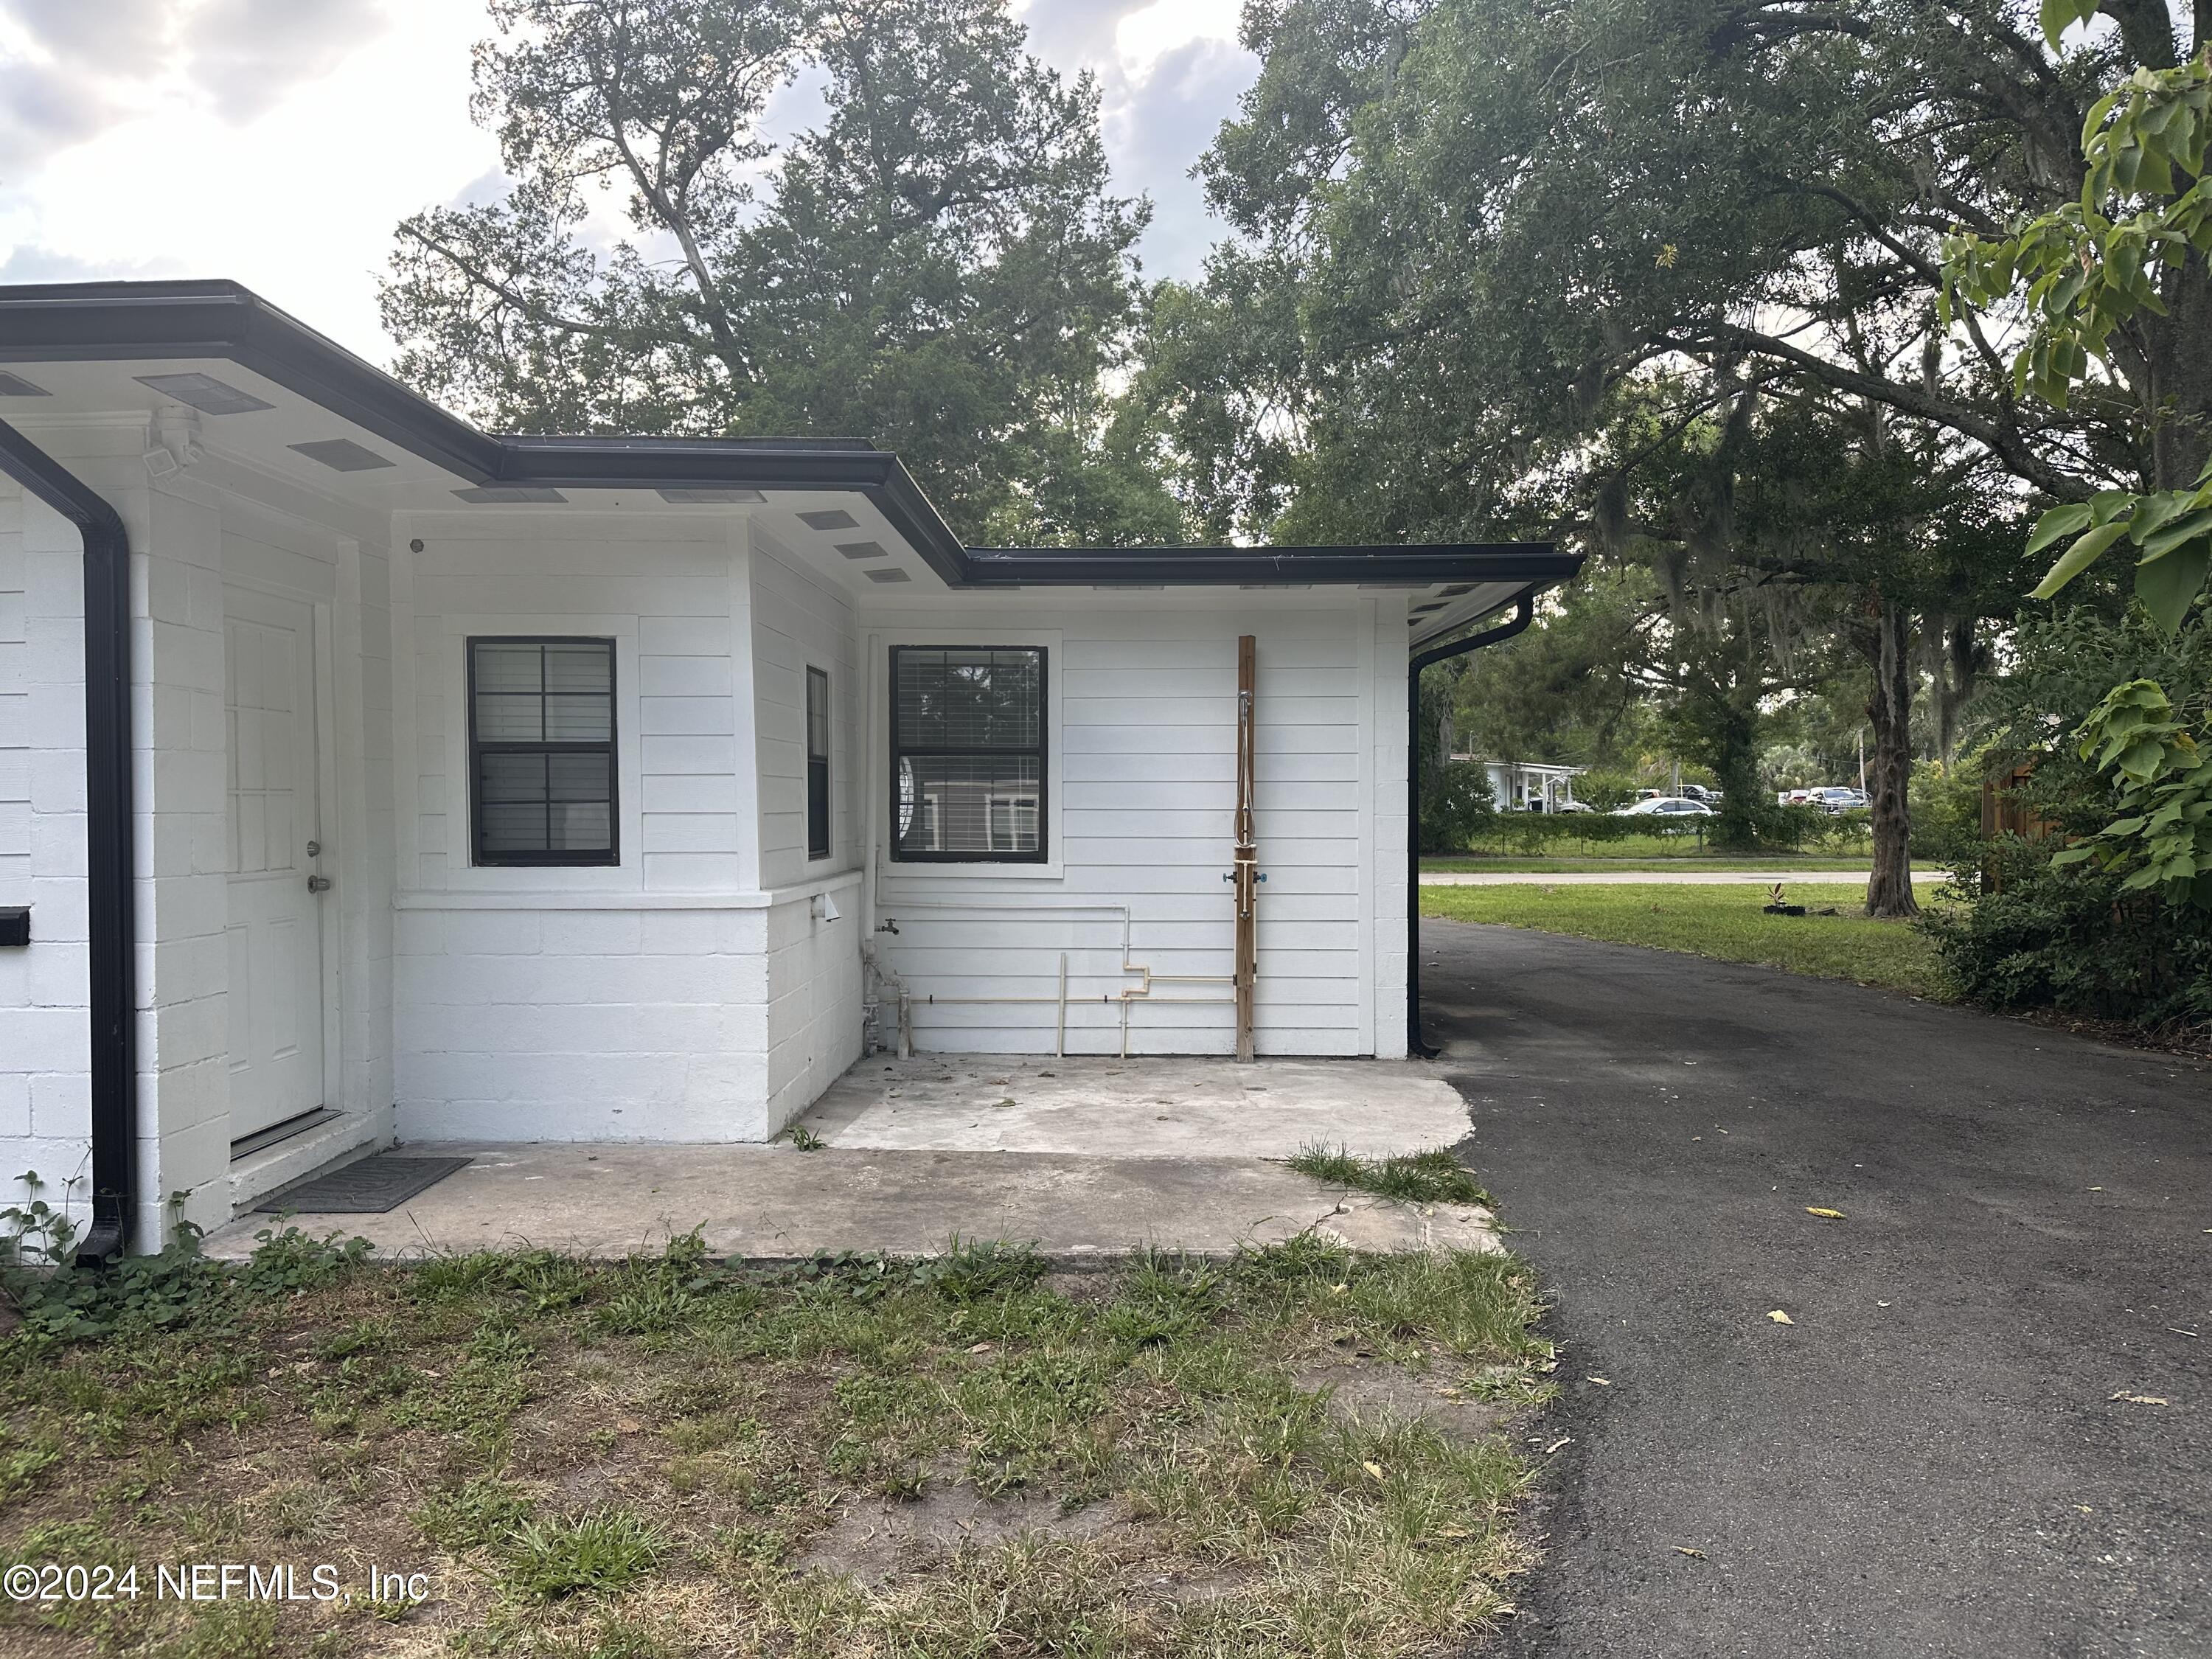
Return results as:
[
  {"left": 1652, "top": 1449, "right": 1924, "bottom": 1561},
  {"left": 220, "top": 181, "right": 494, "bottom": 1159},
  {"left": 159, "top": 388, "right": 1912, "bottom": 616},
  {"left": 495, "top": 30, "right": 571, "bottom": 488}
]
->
[
  {"left": 406, "top": 525, "right": 748, "bottom": 891},
  {"left": 868, "top": 600, "right": 1405, "bottom": 1057},
  {"left": 750, "top": 526, "right": 858, "bottom": 894}
]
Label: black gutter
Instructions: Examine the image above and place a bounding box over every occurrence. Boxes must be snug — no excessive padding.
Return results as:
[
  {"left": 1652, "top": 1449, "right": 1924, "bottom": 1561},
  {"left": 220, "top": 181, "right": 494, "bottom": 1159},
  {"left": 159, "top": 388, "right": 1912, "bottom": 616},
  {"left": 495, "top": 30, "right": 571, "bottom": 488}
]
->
[
  {"left": 0, "top": 282, "right": 1571, "bottom": 594},
  {"left": 1407, "top": 596, "right": 1537, "bottom": 1060},
  {"left": 0, "top": 420, "right": 135, "bottom": 1264},
  {"left": 964, "top": 546, "right": 1581, "bottom": 587}
]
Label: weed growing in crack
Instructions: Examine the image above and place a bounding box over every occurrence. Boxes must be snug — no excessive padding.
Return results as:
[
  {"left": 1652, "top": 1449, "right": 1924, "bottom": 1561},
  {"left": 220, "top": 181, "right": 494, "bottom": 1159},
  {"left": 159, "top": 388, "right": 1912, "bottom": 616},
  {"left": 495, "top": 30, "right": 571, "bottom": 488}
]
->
[{"left": 1284, "top": 1144, "right": 1492, "bottom": 1206}]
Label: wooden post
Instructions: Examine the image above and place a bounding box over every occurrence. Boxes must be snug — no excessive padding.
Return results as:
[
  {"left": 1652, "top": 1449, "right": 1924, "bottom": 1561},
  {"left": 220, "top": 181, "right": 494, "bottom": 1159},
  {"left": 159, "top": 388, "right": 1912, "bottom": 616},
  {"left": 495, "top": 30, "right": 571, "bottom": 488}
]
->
[{"left": 1234, "top": 635, "right": 1258, "bottom": 1062}]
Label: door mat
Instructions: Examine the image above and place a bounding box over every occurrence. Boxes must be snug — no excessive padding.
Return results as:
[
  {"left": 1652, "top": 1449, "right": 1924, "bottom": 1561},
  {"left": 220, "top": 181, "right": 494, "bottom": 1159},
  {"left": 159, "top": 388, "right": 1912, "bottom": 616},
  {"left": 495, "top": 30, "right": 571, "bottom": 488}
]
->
[{"left": 256, "top": 1154, "right": 473, "bottom": 1214}]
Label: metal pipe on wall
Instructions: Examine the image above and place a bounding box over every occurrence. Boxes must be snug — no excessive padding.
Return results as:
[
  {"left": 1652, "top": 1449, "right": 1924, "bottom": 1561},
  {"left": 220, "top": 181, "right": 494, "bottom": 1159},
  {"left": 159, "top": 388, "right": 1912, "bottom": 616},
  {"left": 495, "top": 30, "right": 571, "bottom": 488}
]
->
[{"left": 1231, "top": 634, "right": 1258, "bottom": 1061}]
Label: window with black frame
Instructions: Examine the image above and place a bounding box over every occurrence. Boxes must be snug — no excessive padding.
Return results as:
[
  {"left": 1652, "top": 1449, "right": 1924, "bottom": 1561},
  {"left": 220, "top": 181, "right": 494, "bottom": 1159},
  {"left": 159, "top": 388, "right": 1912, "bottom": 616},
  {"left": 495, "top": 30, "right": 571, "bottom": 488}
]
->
[
  {"left": 890, "top": 646, "right": 1046, "bottom": 863},
  {"left": 468, "top": 638, "right": 617, "bottom": 866},
  {"left": 806, "top": 666, "right": 831, "bottom": 860}
]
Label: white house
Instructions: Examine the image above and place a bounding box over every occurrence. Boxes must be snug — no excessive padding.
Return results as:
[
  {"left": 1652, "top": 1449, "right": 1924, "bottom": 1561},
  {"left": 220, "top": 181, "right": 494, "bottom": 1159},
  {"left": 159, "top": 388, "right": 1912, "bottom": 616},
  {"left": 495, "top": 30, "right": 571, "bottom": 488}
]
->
[
  {"left": 0, "top": 280, "right": 1577, "bottom": 1256},
  {"left": 1463, "top": 759, "right": 1584, "bottom": 813}
]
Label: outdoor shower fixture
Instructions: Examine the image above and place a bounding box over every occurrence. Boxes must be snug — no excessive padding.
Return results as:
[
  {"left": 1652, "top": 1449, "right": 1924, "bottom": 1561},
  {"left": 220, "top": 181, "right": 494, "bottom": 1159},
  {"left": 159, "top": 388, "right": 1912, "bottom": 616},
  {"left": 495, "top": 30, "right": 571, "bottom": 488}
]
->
[
  {"left": 1230, "top": 634, "right": 1259, "bottom": 1062},
  {"left": 874, "top": 635, "right": 1262, "bottom": 1058}
]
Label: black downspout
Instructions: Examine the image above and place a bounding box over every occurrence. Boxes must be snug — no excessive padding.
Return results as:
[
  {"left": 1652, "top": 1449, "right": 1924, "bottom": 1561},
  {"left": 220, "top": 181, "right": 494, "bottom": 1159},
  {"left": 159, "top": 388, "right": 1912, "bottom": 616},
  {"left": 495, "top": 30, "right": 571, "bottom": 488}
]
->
[
  {"left": 1407, "top": 597, "right": 1535, "bottom": 1060},
  {"left": 0, "top": 420, "right": 136, "bottom": 1265}
]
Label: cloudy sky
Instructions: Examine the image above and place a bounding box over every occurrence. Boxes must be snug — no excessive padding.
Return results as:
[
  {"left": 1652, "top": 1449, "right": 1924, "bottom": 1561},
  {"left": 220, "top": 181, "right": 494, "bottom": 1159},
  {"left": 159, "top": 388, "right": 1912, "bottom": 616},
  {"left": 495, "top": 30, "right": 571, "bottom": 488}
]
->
[{"left": 0, "top": 0, "right": 1257, "bottom": 365}]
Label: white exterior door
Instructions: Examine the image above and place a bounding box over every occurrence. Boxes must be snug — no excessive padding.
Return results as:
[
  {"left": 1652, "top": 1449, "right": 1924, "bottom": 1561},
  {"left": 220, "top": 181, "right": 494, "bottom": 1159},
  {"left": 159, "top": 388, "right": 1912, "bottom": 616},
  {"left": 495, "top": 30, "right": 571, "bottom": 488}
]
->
[{"left": 223, "top": 586, "right": 327, "bottom": 1138}]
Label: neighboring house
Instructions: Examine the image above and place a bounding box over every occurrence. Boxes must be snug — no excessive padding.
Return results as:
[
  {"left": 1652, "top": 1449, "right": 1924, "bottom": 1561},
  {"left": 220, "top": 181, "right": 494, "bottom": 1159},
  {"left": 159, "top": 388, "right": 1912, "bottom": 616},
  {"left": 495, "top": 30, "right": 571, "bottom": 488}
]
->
[
  {"left": 0, "top": 281, "right": 1578, "bottom": 1251},
  {"left": 1464, "top": 758, "right": 1583, "bottom": 813}
]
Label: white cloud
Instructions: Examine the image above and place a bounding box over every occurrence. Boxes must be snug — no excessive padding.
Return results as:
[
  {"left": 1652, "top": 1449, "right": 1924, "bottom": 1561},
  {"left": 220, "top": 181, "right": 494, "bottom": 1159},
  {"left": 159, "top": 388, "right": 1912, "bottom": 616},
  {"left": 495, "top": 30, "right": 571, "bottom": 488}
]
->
[
  {"left": 1109, "top": 0, "right": 1245, "bottom": 74},
  {"left": 0, "top": 0, "right": 1254, "bottom": 366}
]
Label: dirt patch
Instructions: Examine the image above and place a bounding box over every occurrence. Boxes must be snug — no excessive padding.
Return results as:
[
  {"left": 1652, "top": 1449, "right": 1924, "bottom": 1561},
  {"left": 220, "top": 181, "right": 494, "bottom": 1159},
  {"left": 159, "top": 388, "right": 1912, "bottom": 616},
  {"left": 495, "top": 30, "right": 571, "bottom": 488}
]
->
[
  {"left": 1295, "top": 1360, "right": 1507, "bottom": 1441},
  {"left": 794, "top": 1483, "right": 1136, "bottom": 1584}
]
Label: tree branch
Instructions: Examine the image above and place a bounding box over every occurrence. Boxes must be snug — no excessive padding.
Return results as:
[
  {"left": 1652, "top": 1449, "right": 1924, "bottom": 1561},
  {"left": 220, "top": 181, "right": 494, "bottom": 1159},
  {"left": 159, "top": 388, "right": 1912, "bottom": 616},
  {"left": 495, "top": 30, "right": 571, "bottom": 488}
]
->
[
  {"left": 396, "top": 222, "right": 628, "bottom": 345},
  {"left": 1669, "top": 321, "right": 2096, "bottom": 498}
]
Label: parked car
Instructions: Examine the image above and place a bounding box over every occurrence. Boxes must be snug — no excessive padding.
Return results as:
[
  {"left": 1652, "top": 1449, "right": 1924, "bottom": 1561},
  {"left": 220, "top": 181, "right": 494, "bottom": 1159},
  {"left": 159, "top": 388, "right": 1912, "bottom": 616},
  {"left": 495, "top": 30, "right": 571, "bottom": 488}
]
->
[
  {"left": 1557, "top": 799, "right": 1595, "bottom": 813},
  {"left": 1614, "top": 796, "right": 1715, "bottom": 818},
  {"left": 1811, "top": 787, "right": 1868, "bottom": 813},
  {"left": 1679, "top": 783, "right": 1722, "bottom": 802}
]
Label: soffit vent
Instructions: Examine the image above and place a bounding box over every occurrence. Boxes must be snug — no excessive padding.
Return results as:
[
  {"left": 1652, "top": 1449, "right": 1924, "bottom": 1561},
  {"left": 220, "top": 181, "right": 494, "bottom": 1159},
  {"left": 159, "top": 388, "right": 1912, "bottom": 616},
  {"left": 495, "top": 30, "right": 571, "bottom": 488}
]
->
[
  {"left": 289, "top": 439, "right": 393, "bottom": 473},
  {"left": 0, "top": 372, "right": 50, "bottom": 397},
  {"left": 799, "top": 509, "right": 859, "bottom": 531},
  {"left": 835, "top": 540, "right": 889, "bottom": 560},
  {"left": 133, "top": 372, "right": 274, "bottom": 415},
  {"left": 453, "top": 485, "right": 567, "bottom": 504},
  {"left": 865, "top": 568, "right": 911, "bottom": 583},
  {"left": 656, "top": 486, "right": 765, "bottom": 504}
]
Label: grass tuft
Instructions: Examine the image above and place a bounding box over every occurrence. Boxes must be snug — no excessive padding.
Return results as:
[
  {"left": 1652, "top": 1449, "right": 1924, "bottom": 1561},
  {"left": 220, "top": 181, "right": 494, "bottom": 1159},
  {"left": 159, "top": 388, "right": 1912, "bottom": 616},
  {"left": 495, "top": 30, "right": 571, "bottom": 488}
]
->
[
  {"left": 502, "top": 1506, "right": 669, "bottom": 1600},
  {"left": 1285, "top": 1144, "right": 1491, "bottom": 1206}
]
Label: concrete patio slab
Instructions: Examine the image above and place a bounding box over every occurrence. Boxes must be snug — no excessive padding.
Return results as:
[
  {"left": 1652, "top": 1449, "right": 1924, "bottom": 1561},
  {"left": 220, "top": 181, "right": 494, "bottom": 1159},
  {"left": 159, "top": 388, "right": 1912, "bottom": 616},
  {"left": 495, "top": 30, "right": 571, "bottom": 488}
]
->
[
  {"left": 201, "top": 1056, "right": 1494, "bottom": 1263},
  {"left": 799, "top": 1054, "right": 1468, "bottom": 1158},
  {"left": 201, "top": 1142, "right": 1498, "bottom": 1262}
]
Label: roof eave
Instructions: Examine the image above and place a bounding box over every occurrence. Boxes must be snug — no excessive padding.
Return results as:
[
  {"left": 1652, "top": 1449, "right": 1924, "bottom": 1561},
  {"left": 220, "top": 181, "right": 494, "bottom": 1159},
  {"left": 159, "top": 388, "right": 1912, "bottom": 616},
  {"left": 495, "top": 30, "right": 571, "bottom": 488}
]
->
[{"left": 0, "top": 281, "right": 1579, "bottom": 599}]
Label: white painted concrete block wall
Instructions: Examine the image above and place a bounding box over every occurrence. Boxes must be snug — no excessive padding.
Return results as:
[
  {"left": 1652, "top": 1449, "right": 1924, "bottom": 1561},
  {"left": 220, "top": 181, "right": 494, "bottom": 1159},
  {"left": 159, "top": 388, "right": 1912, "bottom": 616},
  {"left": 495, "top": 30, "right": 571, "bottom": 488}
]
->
[
  {"left": 1370, "top": 599, "right": 1411, "bottom": 1059},
  {"left": 0, "top": 440, "right": 410, "bottom": 1242},
  {"left": 0, "top": 482, "right": 94, "bottom": 1224},
  {"left": 136, "top": 476, "right": 243, "bottom": 1240},
  {"left": 866, "top": 596, "right": 1411, "bottom": 1057},
  {"left": 749, "top": 526, "right": 863, "bottom": 1133},
  {"left": 393, "top": 517, "right": 782, "bottom": 1141}
]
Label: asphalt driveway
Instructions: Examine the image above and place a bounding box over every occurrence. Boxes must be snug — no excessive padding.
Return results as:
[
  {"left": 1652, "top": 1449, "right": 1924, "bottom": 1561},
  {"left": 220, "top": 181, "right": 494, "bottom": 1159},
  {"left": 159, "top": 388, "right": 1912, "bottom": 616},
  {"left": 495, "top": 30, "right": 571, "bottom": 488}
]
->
[{"left": 1425, "top": 919, "right": 2211, "bottom": 1659}]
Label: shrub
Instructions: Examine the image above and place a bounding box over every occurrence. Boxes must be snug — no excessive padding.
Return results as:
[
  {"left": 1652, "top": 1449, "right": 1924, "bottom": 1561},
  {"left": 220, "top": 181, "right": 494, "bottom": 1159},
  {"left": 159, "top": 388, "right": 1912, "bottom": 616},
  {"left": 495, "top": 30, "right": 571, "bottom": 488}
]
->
[
  {"left": 1921, "top": 846, "right": 2212, "bottom": 1032},
  {"left": 1908, "top": 757, "right": 1986, "bottom": 863},
  {"left": 1573, "top": 771, "right": 1640, "bottom": 811},
  {"left": 1418, "top": 759, "right": 1496, "bottom": 852}
]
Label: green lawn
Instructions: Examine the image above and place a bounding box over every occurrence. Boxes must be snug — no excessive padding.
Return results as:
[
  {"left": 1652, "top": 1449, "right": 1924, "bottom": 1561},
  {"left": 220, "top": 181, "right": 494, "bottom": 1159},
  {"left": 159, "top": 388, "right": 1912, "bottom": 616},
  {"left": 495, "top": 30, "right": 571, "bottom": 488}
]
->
[
  {"left": 1421, "top": 881, "right": 1949, "bottom": 997},
  {"left": 0, "top": 1231, "right": 1551, "bottom": 1659},
  {"left": 1422, "top": 855, "right": 1874, "bottom": 874}
]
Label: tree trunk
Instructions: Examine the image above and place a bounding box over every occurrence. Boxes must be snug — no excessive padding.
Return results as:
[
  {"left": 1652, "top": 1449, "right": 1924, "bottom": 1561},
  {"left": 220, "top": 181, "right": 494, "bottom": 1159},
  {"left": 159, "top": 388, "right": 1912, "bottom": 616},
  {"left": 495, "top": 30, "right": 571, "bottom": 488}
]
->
[
  {"left": 1863, "top": 598, "right": 1918, "bottom": 919},
  {"left": 1930, "top": 613, "right": 1978, "bottom": 764}
]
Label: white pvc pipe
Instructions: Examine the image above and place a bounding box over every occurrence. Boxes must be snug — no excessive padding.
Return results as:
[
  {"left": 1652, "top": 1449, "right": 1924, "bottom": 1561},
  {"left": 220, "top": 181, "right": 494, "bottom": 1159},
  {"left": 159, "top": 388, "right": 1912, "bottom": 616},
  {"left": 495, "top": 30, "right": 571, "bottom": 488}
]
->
[{"left": 873, "top": 897, "right": 1236, "bottom": 1057}]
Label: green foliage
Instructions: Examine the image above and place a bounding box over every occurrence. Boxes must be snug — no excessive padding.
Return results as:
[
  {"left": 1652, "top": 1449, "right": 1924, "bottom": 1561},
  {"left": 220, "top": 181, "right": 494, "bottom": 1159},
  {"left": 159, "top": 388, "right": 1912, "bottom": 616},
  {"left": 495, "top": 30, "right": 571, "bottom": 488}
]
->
[
  {"left": 1418, "top": 759, "right": 1495, "bottom": 854},
  {"left": 1924, "top": 846, "right": 2212, "bottom": 1029},
  {"left": 1944, "top": 52, "right": 2212, "bottom": 629},
  {"left": 0, "top": 1213, "right": 368, "bottom": 1344},
  {"left": 2050, "top": 676, "right": 2212, "bottom": 906},
  {"left": 1, "top": 1169, "right": 77, "bottom": 1265},
  {"left": 1573, "top": 771, "right": 1640, "bottom": 812},
  {"left": 1445, "top": 805, "right": 1866, "bottom": 858},
  {"left": 1907, "top": 757, "right": 1986, "bottom": 863},
  {"left": 382, "top": 0, "right": 1178, "bottom": 544},
  {"left": 1917, "top": 605, "right": 2212, "bottom": 1030}
]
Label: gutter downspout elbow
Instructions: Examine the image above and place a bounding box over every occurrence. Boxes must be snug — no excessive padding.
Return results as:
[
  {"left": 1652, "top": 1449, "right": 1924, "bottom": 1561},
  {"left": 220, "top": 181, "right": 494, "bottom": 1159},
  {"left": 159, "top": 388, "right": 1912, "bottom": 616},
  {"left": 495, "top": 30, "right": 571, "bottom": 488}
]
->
[
  {"left": 1406, "top": 597, "right": 1536, "bottom": 1061},
  {"left": 0, "top": 420, "right": 136, "bottom": 1266}
]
